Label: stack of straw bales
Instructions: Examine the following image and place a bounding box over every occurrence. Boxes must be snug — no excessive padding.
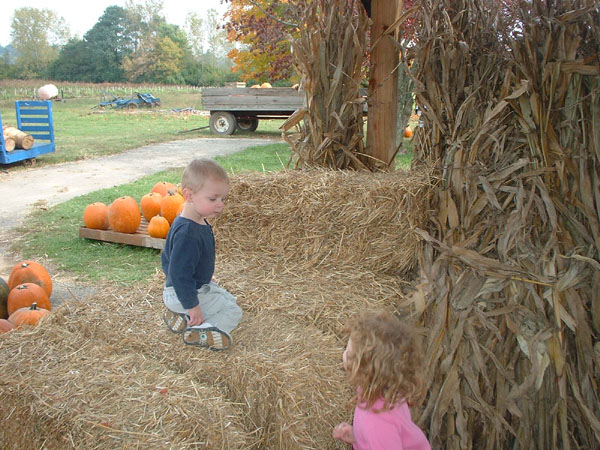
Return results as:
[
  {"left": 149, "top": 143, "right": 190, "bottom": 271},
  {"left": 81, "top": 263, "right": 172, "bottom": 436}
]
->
[{"left": 0, "top": 169, "right": 432, "bottom": 448}]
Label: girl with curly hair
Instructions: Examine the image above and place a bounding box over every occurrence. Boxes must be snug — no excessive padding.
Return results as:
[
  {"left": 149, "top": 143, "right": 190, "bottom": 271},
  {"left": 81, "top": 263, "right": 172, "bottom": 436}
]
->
[{"left": 333, "top": 311, "right": 431, "bottom": 449}]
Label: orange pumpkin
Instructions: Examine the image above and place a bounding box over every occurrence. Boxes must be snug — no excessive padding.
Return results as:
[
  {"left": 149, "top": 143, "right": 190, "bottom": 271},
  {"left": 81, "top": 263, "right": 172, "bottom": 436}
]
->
[
  {"left": 140, "top": 192, "right": 163, "bottom": 222},
  {"left": 152, "top": 181, "right": 177, "bottom": 197},
  {"left": 177, "top": 202, "right": 185, "bottom": 216},
  {"left": 148, "top": 215, "right": 170, "bottom": 238},
  {"left": 83, "top": 202, "right": 109, "bottom": 230},
  {"left": 161, "top": 191, "right": 185, "bottom": 225},
  {"left": 404, "top": 126, "right": 413, "bottom": 138},
  {"left": 8, "top": 260, "right": 52, "bottom": 298},
  {"left": 7, "top": 283, "right": 51, "bottom": 315},
  {"left": 108, "top": 196, "right": 141, "bottom": 233},
  {"left": 0, "top": 277, "right": 9, "bottom": 319},
  {"left": 9, "top": 302, "right": 50, "bottom": 328},
  {"left": 0, "top": 318, "right": 14, "bottom": 333}
]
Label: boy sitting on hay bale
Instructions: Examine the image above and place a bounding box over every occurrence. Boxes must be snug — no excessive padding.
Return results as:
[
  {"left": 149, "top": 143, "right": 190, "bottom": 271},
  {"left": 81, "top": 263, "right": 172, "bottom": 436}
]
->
[{"left": 161, "top": 159, "right": 242, "bottom": 350}]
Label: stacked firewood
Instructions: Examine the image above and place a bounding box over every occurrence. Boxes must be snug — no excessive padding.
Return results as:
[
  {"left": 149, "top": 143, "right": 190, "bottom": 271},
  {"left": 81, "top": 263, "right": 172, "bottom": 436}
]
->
[{"left": 2, "top": 126, "right": 33, "bottom": 151}]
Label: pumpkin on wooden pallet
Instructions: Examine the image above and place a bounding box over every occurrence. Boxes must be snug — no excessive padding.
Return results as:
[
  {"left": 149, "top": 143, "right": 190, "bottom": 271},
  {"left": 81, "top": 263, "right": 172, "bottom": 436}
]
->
[
  {"left": 8, "top": 260, "right": 52, "bottom": 298},
  {"left": 148, "top": 215, "right": 170, "bottom": 238},
  {"left": 141, "top": 192, "right": 163, "bottom": 222},
  {"left": 152, "top": 181, "right": 177, "bottom": 197},
  {"left": 9, "top": 302, "right": 50, "bottom": 328},
  {"left": 7, "top": 283, "right": 51, "bottom": 315},
  {"left": 108, "top": 196, "right": 141, "bottom": 233},
  {"left": 83, "top": 202, "right": 109, "bottom": 230},
  {"left": 161, "top": 191, "right": 185, "bottom": 225}
]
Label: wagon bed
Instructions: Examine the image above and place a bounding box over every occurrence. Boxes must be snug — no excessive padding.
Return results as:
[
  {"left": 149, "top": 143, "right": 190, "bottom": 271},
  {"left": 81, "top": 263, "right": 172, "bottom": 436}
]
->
[
  {"left": 0, "top": 100, "right": 56, "bottom": 165},
  {"left": 201, "top": 87, "right": 304, "bottom": 135}
]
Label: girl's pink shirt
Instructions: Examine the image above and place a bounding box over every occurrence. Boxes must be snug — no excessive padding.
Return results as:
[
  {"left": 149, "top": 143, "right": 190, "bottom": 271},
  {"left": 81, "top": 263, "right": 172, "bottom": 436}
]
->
[{"left": 352, "top": 398, "right": 431, "bottom": 450}]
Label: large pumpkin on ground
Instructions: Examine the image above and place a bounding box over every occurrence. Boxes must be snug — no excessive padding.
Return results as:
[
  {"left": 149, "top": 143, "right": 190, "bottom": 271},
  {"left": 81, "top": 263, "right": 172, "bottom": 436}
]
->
[
  {"left": 152, "top": 181, "right": 177, "bottom": 197},
  {"left": 140, "top": 192, "right": 163, "bottom": 222},
  {"left": 108, "top": 196, "right": 141, "bottom": 233},
  {"left": 8, "top": 260, "right": 52, "bottom": 298},
  {"left": 83, "top": 202, "right": 109, "bottom": 230},
  {"left": 148, "top": 215, "right": 170, "bottom": 238},
  {"left": 161, "top": 191, "right": 185, "bottom": 225},
  {"left": 0, "top": 318, "right": 14, "bottom": 333},
  {"left": 0, "top": 277, "right": 9, "bottom": 319},
  {"left": 9, "top": 303, "right": 50, "bottom": 327},
  {"left": 7, "top": 283, "right": 51, "bottom": 315}
]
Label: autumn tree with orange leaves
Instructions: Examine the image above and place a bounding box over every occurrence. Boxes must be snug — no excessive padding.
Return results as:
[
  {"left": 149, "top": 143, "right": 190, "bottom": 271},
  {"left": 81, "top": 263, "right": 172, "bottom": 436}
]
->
[{"left": 223, "top": 0, "right": 307, "bottom": 82}]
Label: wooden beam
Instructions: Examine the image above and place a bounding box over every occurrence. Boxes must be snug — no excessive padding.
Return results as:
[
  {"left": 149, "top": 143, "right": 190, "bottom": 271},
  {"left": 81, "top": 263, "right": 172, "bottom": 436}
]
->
[{"left": 366, "top": 0, "right": 400, "bottom": 169}]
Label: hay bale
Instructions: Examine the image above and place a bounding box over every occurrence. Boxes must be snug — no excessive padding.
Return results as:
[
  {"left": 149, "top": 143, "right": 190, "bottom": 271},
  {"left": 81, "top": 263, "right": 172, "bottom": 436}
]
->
[
  {"left": 0, "top": 282, "right": 360, "bottom": 448},
  {"left": 1, "top": 169, "right": 431, "bottom": 448},
  {"left": 216, "top": 169, "right": 434, "bottom": 276},
  {"left": 0, "top": 291, "right": 250, "bottom": 449}
]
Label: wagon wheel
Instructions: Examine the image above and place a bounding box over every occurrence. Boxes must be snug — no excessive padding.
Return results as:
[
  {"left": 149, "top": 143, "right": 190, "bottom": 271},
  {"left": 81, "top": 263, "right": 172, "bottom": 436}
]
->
[
  {"left": 237, "top": 118, "right": 259, "bottom": 132},
  {"left": 209, "top": 112, "right": 237, "bottom": 135},
  {"left": 128, "top": 102, "right": 138, "bottom": 110}
]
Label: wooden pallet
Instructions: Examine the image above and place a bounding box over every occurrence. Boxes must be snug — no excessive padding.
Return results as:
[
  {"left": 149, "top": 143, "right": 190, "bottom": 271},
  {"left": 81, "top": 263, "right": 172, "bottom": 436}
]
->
[{"left": 79, "top": 218, "right": 165, "bottom": 250}]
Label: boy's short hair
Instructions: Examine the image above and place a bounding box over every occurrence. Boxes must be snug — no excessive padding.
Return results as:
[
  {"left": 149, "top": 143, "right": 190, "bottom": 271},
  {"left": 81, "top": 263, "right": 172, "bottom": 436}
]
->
[{"left": 181, "top": 159, "right": 229, "bottom": 192}]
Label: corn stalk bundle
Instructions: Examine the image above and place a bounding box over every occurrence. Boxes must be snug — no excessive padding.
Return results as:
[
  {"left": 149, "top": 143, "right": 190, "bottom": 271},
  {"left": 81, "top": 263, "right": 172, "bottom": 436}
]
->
[
  {"left": 403, "top": 0, "right": 600, "bottom": 448},
  {"left": 282, "top": 0, "right": 369, "bottom": 169}
]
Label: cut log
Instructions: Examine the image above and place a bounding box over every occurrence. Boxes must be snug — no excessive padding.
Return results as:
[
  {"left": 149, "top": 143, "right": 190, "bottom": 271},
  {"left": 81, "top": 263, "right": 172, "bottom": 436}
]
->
[
  {"left": 3, "top": 126, "right": 34, "bottom": 150},
  {"left": 3, "top": 137, "right": 15, "bottom": 152}
]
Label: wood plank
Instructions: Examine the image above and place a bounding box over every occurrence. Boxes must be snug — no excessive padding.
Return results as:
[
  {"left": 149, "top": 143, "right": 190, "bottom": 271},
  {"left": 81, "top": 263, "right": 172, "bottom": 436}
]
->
[
  {"left": 79, "top": 218, "right": 165, "bottom": 250},
  {"left": 201, "top": 87, "right": 302, "bottom": 97},
  {"left": 366, "top": 0, "right": 400, "bottom": 167}
]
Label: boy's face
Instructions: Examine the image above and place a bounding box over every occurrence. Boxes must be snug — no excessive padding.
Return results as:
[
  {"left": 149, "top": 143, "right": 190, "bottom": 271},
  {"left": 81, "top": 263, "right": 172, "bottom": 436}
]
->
[{"left": 186, "top": 177, "right": 230, "bottom": 219}]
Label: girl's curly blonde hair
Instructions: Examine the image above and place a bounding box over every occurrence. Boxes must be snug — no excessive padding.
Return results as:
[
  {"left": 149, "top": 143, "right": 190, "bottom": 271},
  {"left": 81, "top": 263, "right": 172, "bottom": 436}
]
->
[{"left": 344, "top": 311, "right": 424, "bottom": 411}]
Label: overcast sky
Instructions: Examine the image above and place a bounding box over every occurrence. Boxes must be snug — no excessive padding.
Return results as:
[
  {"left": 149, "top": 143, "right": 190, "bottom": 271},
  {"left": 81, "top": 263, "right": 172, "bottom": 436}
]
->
[{"left": 1, "top": 0, "right": 228, "bottom": 47}]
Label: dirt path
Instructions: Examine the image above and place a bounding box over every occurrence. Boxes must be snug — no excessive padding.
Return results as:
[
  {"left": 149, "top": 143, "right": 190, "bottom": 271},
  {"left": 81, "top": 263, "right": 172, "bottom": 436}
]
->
[{"left": 0, "top": 137, "right": 278, "bottom": 303}]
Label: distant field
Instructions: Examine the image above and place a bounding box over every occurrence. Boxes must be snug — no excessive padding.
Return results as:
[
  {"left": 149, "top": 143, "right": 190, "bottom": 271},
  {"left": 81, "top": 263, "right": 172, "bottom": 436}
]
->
[
  {"left": 0, "top": 80, "right": 413, "bottom": 169},
  {"left": 0, "top": 79, "right": 203, "bottom": 103},
  {"left": 0, "top": 81, "right": 287, "bottom": 167}
]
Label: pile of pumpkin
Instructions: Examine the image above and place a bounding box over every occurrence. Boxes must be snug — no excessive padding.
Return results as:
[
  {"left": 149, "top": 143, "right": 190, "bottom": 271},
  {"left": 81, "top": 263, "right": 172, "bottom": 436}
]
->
[
  {"left": 0, "top": 261, "right": 53, "bottom": 333},
  {"left": 82, "top": 181, "right": 185, "bottom": 239}
]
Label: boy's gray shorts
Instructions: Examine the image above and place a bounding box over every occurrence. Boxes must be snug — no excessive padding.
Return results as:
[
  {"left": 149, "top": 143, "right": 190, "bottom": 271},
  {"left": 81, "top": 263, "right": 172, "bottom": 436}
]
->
[{"left": 163, "top": 282, "right": 242, "bottom": 334}]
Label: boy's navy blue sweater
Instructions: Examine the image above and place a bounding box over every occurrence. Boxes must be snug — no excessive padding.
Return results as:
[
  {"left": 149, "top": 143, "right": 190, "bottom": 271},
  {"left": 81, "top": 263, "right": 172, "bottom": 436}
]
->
[{"left": 161, "top": 215, "right": 215, "bottom": 309}]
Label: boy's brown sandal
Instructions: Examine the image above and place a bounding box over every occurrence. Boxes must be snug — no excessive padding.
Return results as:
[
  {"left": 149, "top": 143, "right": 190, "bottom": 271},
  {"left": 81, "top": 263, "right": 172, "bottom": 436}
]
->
[
  {"left": 163, "top": 309, "right": 188, "bottom": 334},
  {"left": 182, "top": 326, "right": 232, "bottom": 351}
]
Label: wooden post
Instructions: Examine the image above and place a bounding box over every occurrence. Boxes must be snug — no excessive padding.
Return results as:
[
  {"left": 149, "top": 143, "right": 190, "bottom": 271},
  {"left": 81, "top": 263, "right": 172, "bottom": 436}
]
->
[{"left": 366, "top": 0, "right": 400, "bottom": 170}]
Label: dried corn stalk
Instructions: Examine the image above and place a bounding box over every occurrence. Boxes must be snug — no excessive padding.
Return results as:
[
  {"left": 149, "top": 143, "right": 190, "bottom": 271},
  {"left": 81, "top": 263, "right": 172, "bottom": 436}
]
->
[
  {"left": 282, "top": 0, "right": 369, "bottom": 169},
  {"left": 404, "top": 0, "right": 600, "bottom": 448}
]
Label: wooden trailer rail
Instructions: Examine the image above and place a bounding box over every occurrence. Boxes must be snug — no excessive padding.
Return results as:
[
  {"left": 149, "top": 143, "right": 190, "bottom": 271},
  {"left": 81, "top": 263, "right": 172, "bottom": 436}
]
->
[
  {"left": 0, "top": 100, "right": 56, "bottom": 165},
  {"left": 201, "top": 87, "right": 367, "bottom": 136},
  {"left": 202, "top": 87, "right": 304, "bottom": 135}
]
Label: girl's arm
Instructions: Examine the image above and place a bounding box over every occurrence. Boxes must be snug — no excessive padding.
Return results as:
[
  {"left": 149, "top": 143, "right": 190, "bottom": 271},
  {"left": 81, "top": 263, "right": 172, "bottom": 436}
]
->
[{"left": 333, "top": 422, "right": 355, "bottom": 444}]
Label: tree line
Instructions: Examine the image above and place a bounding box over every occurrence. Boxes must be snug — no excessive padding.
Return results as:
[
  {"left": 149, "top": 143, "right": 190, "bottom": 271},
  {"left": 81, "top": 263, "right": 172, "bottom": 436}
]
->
[
  {"left": 0, "top": 1, "right": 240, "bottom": 86},
  {"left": 0, "top": 0, "right": 312, "bottom": 87}
]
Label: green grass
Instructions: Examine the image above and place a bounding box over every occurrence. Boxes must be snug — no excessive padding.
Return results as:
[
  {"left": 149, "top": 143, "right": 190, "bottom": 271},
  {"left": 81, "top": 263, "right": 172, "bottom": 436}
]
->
[
  {"left": 6, "top": 85, "right": 413, "bottom": 283},
  {"left": 12, "top": 143, "right": 291, "bottom": 284},
  {"left": 216, "top": 143, "right": 292, "bottom": 173},
  {"left": 0, "top": 94, "right": 286, "bottom": 168}
]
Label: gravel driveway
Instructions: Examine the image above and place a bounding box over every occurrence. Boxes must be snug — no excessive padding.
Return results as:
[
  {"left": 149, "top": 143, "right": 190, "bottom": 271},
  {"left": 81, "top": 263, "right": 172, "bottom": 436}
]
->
[{"left": 0, "top": 137, "right": 278, "bottom": 303}]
